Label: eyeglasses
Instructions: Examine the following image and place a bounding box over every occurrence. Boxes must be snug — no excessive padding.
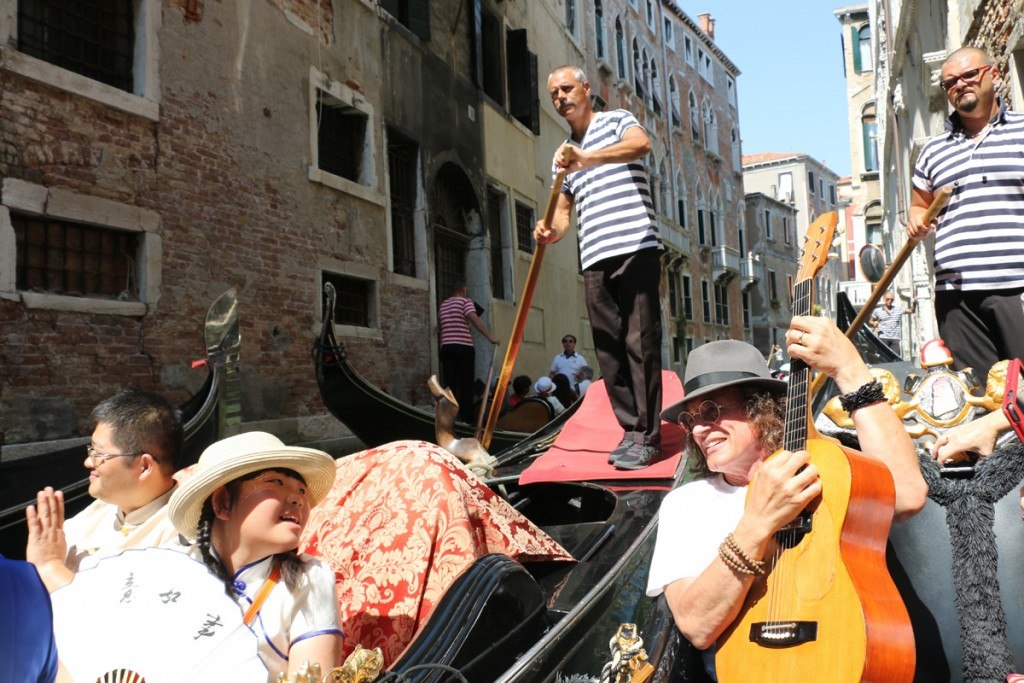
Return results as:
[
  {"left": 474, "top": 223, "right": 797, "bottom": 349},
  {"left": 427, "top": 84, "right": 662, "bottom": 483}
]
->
[
  {"left": 86, "top": 444, "right": 144, "bottom": 467},
  {"left": 562, "top": 338, "right": 575, "bottom": 344},
  {"left": 676, "top": 399, "right": 744, "bottom": 431},
  {"left": 939, "top": 65, "right": 992, "bottom": 92}
]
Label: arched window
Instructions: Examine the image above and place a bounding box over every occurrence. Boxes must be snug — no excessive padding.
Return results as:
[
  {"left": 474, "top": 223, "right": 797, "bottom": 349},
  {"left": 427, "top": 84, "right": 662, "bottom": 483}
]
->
[
  {"left": 865, "top": 201, "right": 884, "bottom": 245},
  {"left": 731, "top": 127, "right": 740, "bottom": 168},
  {"left": 632, "top": 40, "right": 642, "bottom": 95},
  {"left": 676, "top": 171, "right": 687, "bottom": 227},
  {"left": 642, "top": 49, "right": 651, "bottom": 107},
  {"left": 688, "top": 90, "right": 699, "bottom": 140},
  {"left": 861, "top": 102, "right": 878, "bottom": 172},
  {"left": 594, "top": 1, "right": 605, "bottom": 60},
  {"left": 669, "top": 77, "right": 681, "bottom": 128},
  {"left": 659, "top": 157, "right": 670, "bottom": 214},
  {"left": 703, "top": 102, "right": 718, "bottom": 153},
  {"left": 854, "top": 24, "right": 873, "bottom": 72},
  {"left": 615, "top": 19, "right": 625, "bottom": 79},
  {"left": 650, "top": 60, "right": 661, "bottom": 115},
  {"left": 696, "top": 186, "right": 707, "bottom": 245},
  {"left": 709, "top": 193, "right": 720, "bottom": 247}
]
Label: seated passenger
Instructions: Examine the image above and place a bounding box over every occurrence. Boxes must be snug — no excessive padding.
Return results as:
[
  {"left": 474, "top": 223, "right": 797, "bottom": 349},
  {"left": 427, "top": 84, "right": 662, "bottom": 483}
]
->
[
  {"left": 646, "top": 318, "right": 927, "bottom": 676},
  {"left": 26, "top": 389, "right": 183, "bottom": 591},
  {"left": 551, "top": 373, "right": 579, "bottom": 409},
  {"left": 533, "top": 377, "right": 565, "bottom": 415},
  {"left": 508, "top": 374, "right": 533, "bottom": 409},
  {"left": 167, "top": 432, "right": 343, "bottom": 678},
  {"left": 575, "top": 366, "right": 594, "bottom": 397}
]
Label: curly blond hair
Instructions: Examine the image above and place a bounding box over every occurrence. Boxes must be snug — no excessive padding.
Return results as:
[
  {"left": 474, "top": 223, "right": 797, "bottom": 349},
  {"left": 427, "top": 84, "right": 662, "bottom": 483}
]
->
[{"left": 686, "top": 386, "right": 786, "bottom": 478}]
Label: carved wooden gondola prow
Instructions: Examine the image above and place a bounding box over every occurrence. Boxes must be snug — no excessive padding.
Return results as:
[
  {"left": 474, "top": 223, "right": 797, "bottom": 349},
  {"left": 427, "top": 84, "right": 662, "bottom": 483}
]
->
[{"left": 203, "top": 287, "right": 242, "bottom": 440}]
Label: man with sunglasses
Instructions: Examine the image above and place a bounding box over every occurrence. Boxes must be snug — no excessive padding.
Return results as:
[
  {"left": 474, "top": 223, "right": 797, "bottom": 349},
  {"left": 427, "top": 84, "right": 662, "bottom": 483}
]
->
[
  {"left": 908, "top": 46, "right": 1024, "bottom": 382},
  {"left": 645, "top": 318, "right": 926, "bottom": 676},
  {"left": 25, "top": 389, "right": 183, "bottom": 591},
  {"left": 549, "top": 334, "right": 588, "bottom": 385}
]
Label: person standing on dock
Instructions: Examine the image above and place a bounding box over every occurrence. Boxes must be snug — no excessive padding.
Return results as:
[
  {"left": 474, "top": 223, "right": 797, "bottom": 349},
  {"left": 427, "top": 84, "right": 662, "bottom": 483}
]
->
[
  {"left": 534, "top": 65, "right": 664, "bottom": 470},
  {"left": 907, "top": 46, "right": 1024, "bottom": 380},
  {"left": 439, "top": 281, "right": 500, "bottom": 424}
]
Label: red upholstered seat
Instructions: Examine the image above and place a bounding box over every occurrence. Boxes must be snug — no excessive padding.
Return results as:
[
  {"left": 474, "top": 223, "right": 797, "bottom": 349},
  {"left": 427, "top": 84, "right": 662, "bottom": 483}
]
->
[{"left": 298, "top": 440, "right": 574, "bottom": 665}]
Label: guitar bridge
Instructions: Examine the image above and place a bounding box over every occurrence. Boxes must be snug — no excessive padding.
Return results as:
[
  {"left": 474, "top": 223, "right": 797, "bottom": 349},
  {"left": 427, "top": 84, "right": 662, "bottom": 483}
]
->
[{"left": 749, "top": 621, "right": 818, "bottom": 647}]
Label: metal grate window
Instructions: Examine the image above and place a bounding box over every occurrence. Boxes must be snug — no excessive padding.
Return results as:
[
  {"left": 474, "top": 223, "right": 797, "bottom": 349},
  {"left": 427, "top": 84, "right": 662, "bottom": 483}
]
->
[
  {"left": 515, "top": 201, "right": 534, "bottom": 254},
  {"left": 18, "top": 0, "right": 135, "bottom": 92},
  {"left": 317, "top": 92, "right": 367, "bottom": 183},
  {"left": 13, "top": 213, "right": 139, "bottom": 299},
  {"left": 322, "top": 272, "right": 371, "bottom": 327},
  {"left": 387, "top": 130, "right": 418, "bottom": 277}
]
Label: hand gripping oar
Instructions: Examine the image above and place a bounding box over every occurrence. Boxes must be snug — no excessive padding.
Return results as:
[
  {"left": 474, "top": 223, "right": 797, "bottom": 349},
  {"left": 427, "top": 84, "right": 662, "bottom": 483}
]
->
[
  {"left": 809, "top": 185, "right": 953, "bottom": 397},
  {"left": 481, "top": 170, "right": 568, "bottom": 450}
]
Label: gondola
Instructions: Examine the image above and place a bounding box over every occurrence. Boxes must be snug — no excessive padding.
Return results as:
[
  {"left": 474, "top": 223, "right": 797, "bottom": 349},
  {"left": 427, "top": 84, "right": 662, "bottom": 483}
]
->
[
  {"left": 0, "top": 288, "right": 241, "bottom": 559},
  {"left": 314, "top": 283, "right": 575, "bottom": 454}
]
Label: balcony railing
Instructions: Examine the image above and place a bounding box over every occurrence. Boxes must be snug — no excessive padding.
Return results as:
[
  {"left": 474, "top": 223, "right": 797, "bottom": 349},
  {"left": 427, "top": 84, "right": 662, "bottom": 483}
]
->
[
  {"left": 659, "top": 215, "right": 691, "bottom": 255},
  {"left": 711, "top": 245, "right": 741, "bottom": 283}
]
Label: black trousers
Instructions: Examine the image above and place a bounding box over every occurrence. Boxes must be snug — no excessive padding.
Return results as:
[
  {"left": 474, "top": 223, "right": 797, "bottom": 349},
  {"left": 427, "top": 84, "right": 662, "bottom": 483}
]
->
[
  {"left": 584, "top": 248, "right": 663, "bottom": 445},
  {"left": 935, "top": 287, "right": 1024, "bottom": 382},
  {"left": 440, "top": 344, "right": 476, "bottom": 424}
]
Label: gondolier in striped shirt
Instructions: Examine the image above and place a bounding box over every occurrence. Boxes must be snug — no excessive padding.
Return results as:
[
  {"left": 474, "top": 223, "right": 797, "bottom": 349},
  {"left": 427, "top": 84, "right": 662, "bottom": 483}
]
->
[
  {"left": 908, "top": 46, "right": 1024, "bottom": 381},
  {"left": 439, "top": 282, "right": 500, "bottom": 424},
  {"left": 534, "top": 65, "right": 664, "bottom": 470}
]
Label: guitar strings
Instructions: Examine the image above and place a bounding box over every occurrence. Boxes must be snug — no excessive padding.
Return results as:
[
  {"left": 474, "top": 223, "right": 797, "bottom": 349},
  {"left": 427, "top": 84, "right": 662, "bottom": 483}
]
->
[{"left": 767, "top": 278, "right": 813, "bottom": 627}]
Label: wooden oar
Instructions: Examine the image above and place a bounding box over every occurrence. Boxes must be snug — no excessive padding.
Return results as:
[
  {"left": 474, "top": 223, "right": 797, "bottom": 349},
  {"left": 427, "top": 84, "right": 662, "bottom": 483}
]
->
[
  {"left": 481, "top": 170, "right": 568, "bottom": 450},
  {"left": 809, "top": 185, "right": 953, "bottom": 397}
]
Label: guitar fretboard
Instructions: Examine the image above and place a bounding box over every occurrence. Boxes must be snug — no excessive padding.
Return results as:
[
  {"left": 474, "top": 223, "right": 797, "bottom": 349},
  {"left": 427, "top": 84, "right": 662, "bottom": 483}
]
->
[{"left": 782, "top": 278, "right": 813, "bottom": 453}]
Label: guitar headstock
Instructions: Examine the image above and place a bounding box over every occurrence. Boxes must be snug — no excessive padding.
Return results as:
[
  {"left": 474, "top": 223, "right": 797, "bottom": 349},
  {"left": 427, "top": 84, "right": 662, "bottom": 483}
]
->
[{"left": 796, "top": 212, "right": 840, "bottom": 283}]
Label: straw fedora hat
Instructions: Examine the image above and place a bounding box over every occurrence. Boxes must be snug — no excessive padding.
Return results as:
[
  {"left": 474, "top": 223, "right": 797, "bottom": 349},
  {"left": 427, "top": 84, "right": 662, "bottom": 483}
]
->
[
  {"left": 661, "top": 340, "right": 787, "bottom": 425},
  {"left": 534, "top": 376, "right": 554, "bottom": 394},
  {"left": 169, "top": 431, "right": 336, "bottom": 542}
]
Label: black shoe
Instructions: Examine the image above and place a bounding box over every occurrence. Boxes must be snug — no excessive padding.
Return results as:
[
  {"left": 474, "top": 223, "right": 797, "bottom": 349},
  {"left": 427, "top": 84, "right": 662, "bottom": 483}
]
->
[
  {"left": 614, "top": 443, "right": 661, "bottom": 470},
  {"left": 608, "top": 437, "right": 632, "bottom": 465}
]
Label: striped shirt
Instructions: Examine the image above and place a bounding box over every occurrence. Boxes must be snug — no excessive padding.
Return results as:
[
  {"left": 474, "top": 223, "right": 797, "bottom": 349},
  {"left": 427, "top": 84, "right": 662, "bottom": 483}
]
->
[
  {"left": 439, "top": 295, "right": 475, "bottom": 346},
  {"left": 912, "top": 102, "right": 1024, "bottom": 291},
  {"left": 871, "top": 302, "right": 905, "bottom": 340},
  {"left": 561, "top": 110, "right": 663, "bottom": 270}
]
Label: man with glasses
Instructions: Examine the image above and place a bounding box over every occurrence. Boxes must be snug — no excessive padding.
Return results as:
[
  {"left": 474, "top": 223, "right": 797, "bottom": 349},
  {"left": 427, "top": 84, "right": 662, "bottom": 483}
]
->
[
  {"left": 25, "top": 389, "right": 183, "bottom": 591},
  {"left": 908, "top": 46, "right": 1024, "bottom": 382},
  {"left": 549, "top": 334, "right": 588, "bottom": 385},
  {"left": 645, "top": 319, "right": 926, "bottom": 676}
]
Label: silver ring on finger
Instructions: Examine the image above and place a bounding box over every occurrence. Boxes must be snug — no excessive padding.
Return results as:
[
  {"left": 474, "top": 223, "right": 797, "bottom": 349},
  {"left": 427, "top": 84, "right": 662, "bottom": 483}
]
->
[{"left": 798, "top": 331, "right": 806, "bottom": 344}]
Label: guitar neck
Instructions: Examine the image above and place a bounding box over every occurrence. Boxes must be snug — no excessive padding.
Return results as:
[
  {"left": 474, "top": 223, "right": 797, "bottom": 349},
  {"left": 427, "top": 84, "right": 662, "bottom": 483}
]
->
[{"left": 783, "top": 278, "right": 814, "bottom": 452}]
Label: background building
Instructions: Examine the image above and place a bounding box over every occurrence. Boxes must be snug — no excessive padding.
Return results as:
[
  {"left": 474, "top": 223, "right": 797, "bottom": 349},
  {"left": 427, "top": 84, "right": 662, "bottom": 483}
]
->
[{"left": 742, "top": 192, "right": 800, "bottom": 355}]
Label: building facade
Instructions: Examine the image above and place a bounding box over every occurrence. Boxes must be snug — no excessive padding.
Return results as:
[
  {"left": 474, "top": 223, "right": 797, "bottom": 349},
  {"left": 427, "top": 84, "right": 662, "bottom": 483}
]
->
[
  {"left": 742, "top": 192, "right": 800, "bottom": 355},
  {"left": 0, "top": 0, "right": 749, "bottom": 452},
  {"left": 742, "top": 152, "right": 845, "bottom": 321}
]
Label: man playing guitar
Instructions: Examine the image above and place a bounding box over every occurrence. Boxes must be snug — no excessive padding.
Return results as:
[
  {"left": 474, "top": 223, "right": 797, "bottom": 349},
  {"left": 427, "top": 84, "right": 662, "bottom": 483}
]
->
[{"left": 647, "top": 316, "right": 927, "bottom": 680}]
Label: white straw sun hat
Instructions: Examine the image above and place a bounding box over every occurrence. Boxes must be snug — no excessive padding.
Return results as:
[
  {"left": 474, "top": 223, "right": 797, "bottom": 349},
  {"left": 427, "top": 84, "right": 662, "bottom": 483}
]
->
[{"left": 168, "top": 431, "right": 336, "bottom": 542}]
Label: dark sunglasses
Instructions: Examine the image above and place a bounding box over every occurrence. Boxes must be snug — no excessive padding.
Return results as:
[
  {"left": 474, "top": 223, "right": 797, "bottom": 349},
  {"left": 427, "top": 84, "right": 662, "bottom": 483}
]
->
[
  {"left": 939, "top": 65, "right": 992, "bottom": 92},
  {"left": 677, "top": 399, "right": 744, "bottom": 431}
]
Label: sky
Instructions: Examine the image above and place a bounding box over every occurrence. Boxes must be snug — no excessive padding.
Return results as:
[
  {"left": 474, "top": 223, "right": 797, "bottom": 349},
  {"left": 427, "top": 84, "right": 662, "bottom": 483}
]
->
[{"left": 682, "top": 1, "right": 854, "bottom": 177}]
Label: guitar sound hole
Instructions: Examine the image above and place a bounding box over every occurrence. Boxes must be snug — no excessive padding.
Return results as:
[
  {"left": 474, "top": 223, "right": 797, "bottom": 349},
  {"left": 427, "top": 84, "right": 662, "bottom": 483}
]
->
[{"left": 749, "top": 621, "right": 818, "bottom": 647}]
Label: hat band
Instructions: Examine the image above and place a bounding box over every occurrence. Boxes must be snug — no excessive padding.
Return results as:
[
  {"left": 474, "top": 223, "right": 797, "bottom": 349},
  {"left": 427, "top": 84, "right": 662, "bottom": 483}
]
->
[{"left": 684, "top": 370, "right": 762, "bottom": 395}]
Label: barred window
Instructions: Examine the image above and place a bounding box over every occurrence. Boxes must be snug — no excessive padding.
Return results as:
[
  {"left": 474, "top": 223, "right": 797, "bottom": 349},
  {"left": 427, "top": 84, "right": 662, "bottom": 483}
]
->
[
  {"left": 515, "top": 200, "right": 534, "bottom": 254},
  {"left": 322, "top": 272, "right": 372, "bottom": 327},
  {"left": 317, "top": 91, "right": 368, "bottom": 183},
  {"left": 18, "top": 0, "right": 135, "bottom": 92},
  {"left": 13, "top": 213, "right": 139, "bottom": 299}
]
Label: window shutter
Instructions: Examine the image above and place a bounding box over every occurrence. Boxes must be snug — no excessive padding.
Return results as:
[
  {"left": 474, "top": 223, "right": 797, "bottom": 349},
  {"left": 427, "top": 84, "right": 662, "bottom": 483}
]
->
[
  {"left": 507, "top": 29, "right": 538, "bottom": 134},
  {"left": 851, "top": 26, "right": 861, "bottom": 72},
  {"left": 408, "top": 0, "right": 430, "bottom": 41},
  {"left": 471, "top": 0, "right": 483, "bottom": 87}
]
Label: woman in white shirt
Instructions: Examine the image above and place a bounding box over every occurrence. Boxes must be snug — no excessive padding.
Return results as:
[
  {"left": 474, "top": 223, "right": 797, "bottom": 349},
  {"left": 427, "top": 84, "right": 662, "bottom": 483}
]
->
[{"left": 168, "top": 432, "right": 342, "bottom": 677}]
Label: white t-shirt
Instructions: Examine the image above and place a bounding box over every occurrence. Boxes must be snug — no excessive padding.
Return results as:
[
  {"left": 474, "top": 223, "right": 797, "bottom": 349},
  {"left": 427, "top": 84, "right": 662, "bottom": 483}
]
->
[
  {"left": 228, "top": 554, "right": 342, "bottom": 676},
  {"left": 646, "top": 474, "right": 747, "bottom": 597},
  {"left": 550, "top": 352, "right": 588, "bottom": 381}
]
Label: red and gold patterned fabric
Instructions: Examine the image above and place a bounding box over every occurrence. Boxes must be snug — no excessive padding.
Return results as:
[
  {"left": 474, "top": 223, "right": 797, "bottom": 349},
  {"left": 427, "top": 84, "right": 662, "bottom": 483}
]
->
[{"left": 298, "top": 440, "right": 574, "bottom": 665}]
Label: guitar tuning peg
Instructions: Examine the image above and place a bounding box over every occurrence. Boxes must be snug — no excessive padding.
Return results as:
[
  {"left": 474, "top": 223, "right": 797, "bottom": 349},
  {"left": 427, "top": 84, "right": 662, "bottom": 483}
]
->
[
  {"left": 831, "top": 236, "right": 843, "bottom": 248},
  {"left": 803, "top": 235, "right": 810, "bottom": 243}
]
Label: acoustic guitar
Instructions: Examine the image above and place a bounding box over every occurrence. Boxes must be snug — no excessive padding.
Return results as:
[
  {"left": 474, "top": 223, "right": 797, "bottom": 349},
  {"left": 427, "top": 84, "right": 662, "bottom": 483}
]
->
[{"left": 714, "top": 212, "right": 915, "bottom": 682}]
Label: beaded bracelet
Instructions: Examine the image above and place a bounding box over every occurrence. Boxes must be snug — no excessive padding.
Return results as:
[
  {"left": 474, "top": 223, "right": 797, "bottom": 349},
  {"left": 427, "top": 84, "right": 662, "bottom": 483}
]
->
[
  {"left": 718, "top": 542, "right": 757, "bottom": 575},
  {"left": 724, "top": 533, "right": 766, "bottom": 575},
  {"left": 839, "top": 380, "right": 886, "bottom": 413}
]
